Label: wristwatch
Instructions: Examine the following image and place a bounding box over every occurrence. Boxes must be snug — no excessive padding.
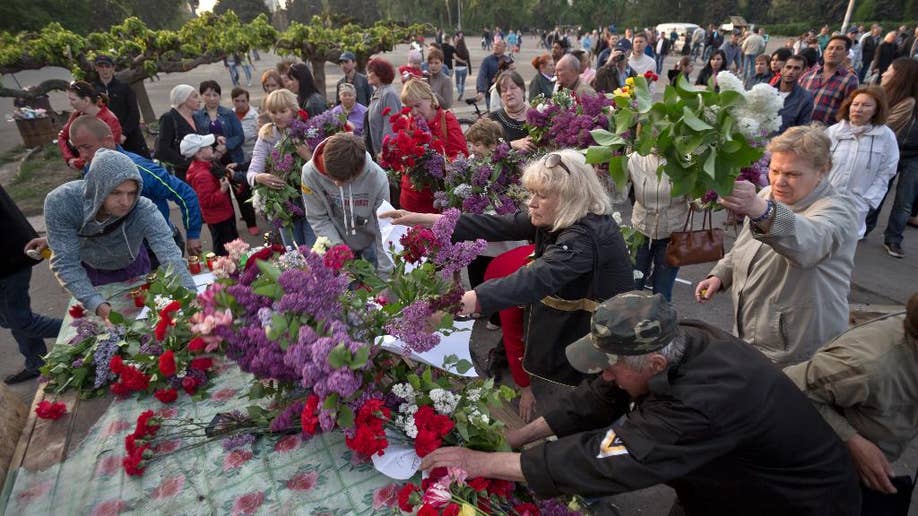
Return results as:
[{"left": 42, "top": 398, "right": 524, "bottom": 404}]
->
[{"left": 750, "top": 200, "right": 775, "bottom": 224}]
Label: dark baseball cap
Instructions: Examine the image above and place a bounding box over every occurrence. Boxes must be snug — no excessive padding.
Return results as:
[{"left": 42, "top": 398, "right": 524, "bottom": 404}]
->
[
  {"left": 94, "top": 54, "right": 114, "bottom": 66},
  {"left": 339, "top": 51, "right": 356, "bottom": 62},
  {"left": 565, "top": 291, "right": 679, "bottom": 374}
]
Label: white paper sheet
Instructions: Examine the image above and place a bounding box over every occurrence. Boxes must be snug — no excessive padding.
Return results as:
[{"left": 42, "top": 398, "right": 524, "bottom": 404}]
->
[
  {"left": 371, "top": 436, "right": 422, "bottom": 480},
  {"left": 380, "top": 319, "right": 479, "bottom": 378},
  {"left": 376, "top": 200, "right": 413, "bottom": 271}
]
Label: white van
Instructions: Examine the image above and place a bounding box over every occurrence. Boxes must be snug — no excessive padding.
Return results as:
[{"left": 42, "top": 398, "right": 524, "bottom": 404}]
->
[{"left": 655, "top": 23, "right": 701, "bottom": 53}]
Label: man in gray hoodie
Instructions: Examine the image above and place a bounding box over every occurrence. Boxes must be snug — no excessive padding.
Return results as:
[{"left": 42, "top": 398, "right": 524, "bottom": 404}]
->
[
  {"left": 44, "top": 149, "right": 196, "bottom": 320},
  {"left": 301, "top": 133, "right": 392, "bottom": 275}
]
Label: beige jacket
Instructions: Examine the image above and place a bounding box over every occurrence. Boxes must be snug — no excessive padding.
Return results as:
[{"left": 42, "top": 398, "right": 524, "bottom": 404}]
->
[
  {"left": 784, "top": 313, "right": 918, "bottom": 461},
  {"left": 708, "top": 180, "right": 858, "bottom": 366},
  {"left": 627, "top": 153, "right": 690, "bottom": 239}
]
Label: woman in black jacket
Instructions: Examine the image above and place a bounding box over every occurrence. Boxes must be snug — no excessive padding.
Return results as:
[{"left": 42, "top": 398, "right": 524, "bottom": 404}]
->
[
  {"left": 696, "top": 49, "right": 727, "bottom": 89},
  {"left": 155, "top": 84, "right": 201, "bottom": 181},
  {"left": 383, "top": 149, "right": 635, "bottom": 412},
  {"left": 285, "top": 63, "right": 327, "bottom": 117}
]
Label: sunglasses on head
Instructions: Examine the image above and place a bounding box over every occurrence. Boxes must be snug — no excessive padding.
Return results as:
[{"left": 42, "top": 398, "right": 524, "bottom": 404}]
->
[{"left": 545, "top": 153, "right": 571, "bottom": 175}]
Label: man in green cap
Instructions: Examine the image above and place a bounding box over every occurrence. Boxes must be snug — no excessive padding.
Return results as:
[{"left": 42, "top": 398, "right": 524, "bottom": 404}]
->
[{"left": 421, "top": 291, "right": 861, "bottom": 515}]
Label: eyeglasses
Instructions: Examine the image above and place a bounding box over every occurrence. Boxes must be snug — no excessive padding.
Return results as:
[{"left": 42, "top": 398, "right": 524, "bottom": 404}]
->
[{"left": 545, "top": 153, "right": 572, "bottom": 175}]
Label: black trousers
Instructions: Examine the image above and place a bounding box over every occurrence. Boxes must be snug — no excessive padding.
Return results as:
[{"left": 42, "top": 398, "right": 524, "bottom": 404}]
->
[{"left": 208, "top": 217, "right": 239, "bottom": 256}]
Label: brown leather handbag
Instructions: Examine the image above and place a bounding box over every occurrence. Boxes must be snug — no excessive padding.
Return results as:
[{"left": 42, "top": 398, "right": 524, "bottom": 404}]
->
[{"left": 664, "top": 206, "right": 724, "bottom": 267}]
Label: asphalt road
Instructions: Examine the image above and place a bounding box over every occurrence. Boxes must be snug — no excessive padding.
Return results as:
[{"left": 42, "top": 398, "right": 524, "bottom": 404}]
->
[{"left": 2, "top": 38, "right": 916, "bottom": 515}]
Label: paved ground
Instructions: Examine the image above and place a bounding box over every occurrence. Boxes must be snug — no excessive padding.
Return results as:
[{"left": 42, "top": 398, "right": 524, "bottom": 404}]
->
[{"left": 2, "top": 38, "right": 917, "bottom": 514}]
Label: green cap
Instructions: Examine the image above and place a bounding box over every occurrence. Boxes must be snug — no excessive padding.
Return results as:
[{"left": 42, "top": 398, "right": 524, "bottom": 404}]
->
[{"left": 565, "top": 291, "right": 678, "bottom": 374}]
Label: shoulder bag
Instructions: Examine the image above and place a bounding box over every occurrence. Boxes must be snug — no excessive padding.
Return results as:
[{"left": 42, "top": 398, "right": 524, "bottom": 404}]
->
[{"left": 664, "top": 205, "right": 724, "bottom": 267}]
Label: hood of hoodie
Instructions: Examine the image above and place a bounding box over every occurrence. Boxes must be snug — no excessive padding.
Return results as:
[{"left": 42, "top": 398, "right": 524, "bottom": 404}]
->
[{"left": 80, "top": 148, "right": 144, "bottom": 235}]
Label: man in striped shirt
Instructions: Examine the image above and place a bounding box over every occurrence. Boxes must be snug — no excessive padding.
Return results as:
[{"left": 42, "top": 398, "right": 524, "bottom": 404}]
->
[{"left": 799, "top": 35, "right": 859, "bottom": 125}]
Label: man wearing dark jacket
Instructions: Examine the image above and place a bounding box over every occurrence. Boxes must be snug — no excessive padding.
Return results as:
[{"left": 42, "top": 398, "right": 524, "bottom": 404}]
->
[
  {"left": 0, "top": 185, "right": 63, "bottom": 384},
  {"left": 92, "top": 54, "right": 150, "bottom": 157},
  {"left": 422, "top": 292, "right": 861, "bottom": 516},
  {"left": 776, "top": 55, "right": 814, "bottom": 134}
]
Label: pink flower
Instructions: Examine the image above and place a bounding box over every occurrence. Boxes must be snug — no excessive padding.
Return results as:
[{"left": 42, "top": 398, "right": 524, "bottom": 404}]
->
[
  {"left": 210, "top": 388, "right": 238, "bottom": 402},
  {"left": 90, "top": 499, "right": 126, "bottom": 516},
  {"left": 373, "top": 484, "right": 399, "bottom": 509},
  {"left": 94, "top": 455, "right": 121, "bottom": 477},
  {"left": 274, "top": 434, "right": 300, "bottom": 453},
  {"left": 224, "top": 239, "right": 251, "bottom": 262},
  {"left": 152, "top": 439, "right": 182, "bottom": 454},
  {"left": 102, "top": 420, "right": 133, "bottom": 437},
  {"left": 15, "top": 480, "right": 52, "bottom": 504},
  {"left": 232, "top": 491, "right": 265, "bottom": 515},
  {"left": 421, "top": 481, "right": 452, "bottom": 508},
  {"left": 223, "top": 449, "right": 254, "bottom": 471},
  {"left": 211, "top": 256, "right": 237, "bottom": 279},
  {"left": 151, "top": 475, "right": 185, "bottom": 499},
  {"left": 286, "top": 471, "right": 318, "bottom": 491},
  {"left": 157, "top": 407, "right": 178, "bottom": 419}
]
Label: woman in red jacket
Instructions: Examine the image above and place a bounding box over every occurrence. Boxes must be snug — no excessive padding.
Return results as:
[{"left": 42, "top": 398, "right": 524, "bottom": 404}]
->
[
  {"left": 398, "top": 79, "right": 468, "bottom": 213},
  {"left": 57, "top": 81, "right": 123, "bottom": 170}
]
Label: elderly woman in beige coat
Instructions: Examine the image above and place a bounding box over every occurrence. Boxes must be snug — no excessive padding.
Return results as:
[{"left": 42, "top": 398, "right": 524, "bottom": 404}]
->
[{"left": 695, "top": 126, "right": 858, "bottom": 367}]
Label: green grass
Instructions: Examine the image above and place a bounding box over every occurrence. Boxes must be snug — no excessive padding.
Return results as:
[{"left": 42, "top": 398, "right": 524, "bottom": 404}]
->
[
  {"left": 0, "top": 145, "right": 26, "bottom": 165},
  {"left": 6, "top": 143, "right": 79, "bottom": 216}
]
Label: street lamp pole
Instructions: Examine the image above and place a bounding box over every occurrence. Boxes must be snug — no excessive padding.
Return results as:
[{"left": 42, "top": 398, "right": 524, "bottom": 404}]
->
[
  {"left": 457, "top": 0, "right": 462, "bottom": 31},
  {"left": 840, "top": 0, "right": 856, "bottom": 33}
]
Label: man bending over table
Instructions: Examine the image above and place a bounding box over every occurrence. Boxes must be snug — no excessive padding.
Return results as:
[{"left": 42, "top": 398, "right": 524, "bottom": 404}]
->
[
  {"left": 43, "top": 149, "right": 196, "bottom": 320},
  {"left": 421, "top": 291, "right": 861, "bottom": 516}
]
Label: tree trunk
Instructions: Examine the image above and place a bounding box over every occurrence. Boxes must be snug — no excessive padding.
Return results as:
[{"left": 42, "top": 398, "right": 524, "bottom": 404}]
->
[
  {"left": 132, "top": 81, "right": 157, "bottom": 126},
  {"left": 310, "top": 58, "right": 328, "bottom": 103}
]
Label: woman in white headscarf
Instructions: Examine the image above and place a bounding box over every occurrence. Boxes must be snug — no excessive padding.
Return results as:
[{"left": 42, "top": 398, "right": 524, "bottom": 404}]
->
[{"left": 155, "top": 84, "right": 203, "bottom": 181}]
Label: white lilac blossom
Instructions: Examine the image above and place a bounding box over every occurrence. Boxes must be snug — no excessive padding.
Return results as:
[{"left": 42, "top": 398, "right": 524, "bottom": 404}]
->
[
  {"left": 429, "top": 388, "right": 459, "bottom": 415},
  {"left": 276, "top": 248, "right": 307, "bottom": 270},
  {"left": 714, "top": 71, "right": 744, "bottom": 93},
  {"left": 454, "top": 184, "right": 473, "bottom": 199},
  {"left": 465, "top": 388, "right": 482, "bottom": 402},
  {"left": 715, "top": 71, "right": 783, "bottom": 140},
  {"left": 392, "top": 383, "right": 417, "bottom": 403},
  {"left": 251, "top": 189, "right": 267, "bottom": 214},
  {"left": 612, "top": 211, "right": 623, "bottom": 225},
  {"left": 311, "top": 236, "right": 332, "bottom": 255}
]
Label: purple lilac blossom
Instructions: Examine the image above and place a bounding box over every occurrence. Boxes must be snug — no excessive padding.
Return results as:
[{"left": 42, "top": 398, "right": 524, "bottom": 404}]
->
[
  {"left": 462, "top": 194, "right": 489, "bottom": 214},
  {"left": 385, "top": 300, "right": 440, "bottom": 353},
  {"left": 92, "top": 330, "right": 124, "bottom": 389},
  {"left": 69, "top": 317, "right": 101, "bottom": 344},
  {"left": 269, "top": 400, "right": 306, "bottom": 433},
  {"left": 221, "top": 433, "right": 256, "bottom": 451},
  {"left": 318, "top": 408, "right": 337, "bottom": 432}
]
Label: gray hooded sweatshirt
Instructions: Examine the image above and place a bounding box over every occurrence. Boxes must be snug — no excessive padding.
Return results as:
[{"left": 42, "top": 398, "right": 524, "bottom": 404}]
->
[
  {"left": 301, "top": 138, "right": 392, "bottom": 275},
  {"left": 45, "top": 148, "right": 195, "bottom": 313}
]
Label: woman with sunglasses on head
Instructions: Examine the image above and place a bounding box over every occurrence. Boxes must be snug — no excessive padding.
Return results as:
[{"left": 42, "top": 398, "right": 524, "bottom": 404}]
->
[
  {"left": 58, "top": 81, "right": 123, "bottom": 170},
  {"left": 383, "top": 150, "right": 634, "bottom": 414}
]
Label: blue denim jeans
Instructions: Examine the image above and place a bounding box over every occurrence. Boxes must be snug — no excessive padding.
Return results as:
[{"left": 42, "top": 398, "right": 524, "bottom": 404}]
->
[
  {"left": 454, "top": 66, "right": 468, "bottom": 99},
  {"left": 743, "top": 54, "right": 757, "bottom": 82},
  {"left": 0, "top": 267, "right": 62, "bottom": 371},
  {"left": 634, "top": 237, "right": 680, "bottom": 301},
  {"left": 884, "top": 157, "right": 918, "bottom": 246},
  {"left": 280, "top": 217, "right": 316, "bottom": 249}
]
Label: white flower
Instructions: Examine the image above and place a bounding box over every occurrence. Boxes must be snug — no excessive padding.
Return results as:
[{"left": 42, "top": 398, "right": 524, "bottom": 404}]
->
[
  {"left": 251, "top": 189, "right": 267, "bottom": 214},
  {"left": 536, "top": 102, "right": 548, "bottom": 113},
  {"left": 633, "top": 269, "right": 644, "bottom": 281},
  {"left": 153, "top": 295, "right": 173, "bottom": 311},
  {"left": 715, "top": 71, "right": 744, "bottom": 93},
  {"left": 311, "top": 236, "right": 332, "bottom": 255},
  {"left": 430, "top": 388, "right": 459, "bottom": 415},
  {"left": 454, "top": 184, "right": 473, "bottom": 199},
  {"left": 465, "top": 388, "right": 482, "bottom": 402},
  {"left": 469, "top": 409, "right": 490, "bottom": 426},
  {"left": 611, "top": 211, "right": 623, "bottom": 225},
  {"left": 392, "top": 383, "right": 416, "bottom": 404},
  {"left": 277, "top": 249, "right": 307, "bottom": 270}
]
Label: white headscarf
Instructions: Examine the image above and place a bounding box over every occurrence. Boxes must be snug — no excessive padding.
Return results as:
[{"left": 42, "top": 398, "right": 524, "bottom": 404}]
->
[{"left": 170, "top": 84, "right": 196, "bottom": 109}]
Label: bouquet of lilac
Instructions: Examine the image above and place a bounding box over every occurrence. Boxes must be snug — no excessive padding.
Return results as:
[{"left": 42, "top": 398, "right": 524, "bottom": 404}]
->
[
  {"left": 296, "top": 109, "right": 350, "bottom": 150},
  {"left": 526, "top": 89, "right": 614, "bottom": 150},
  {"left": 433, "top": 142, "right": 529, "bottom": 215}
]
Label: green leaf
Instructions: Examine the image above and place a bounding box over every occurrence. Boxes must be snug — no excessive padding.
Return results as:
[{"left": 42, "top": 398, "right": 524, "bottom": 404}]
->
[
  {"left": 681, "top": 106, "right": 713, "bottom": 131},
  {"left": 633, "top": 76, "right": 653, "bottom": 113},
  {"left": 590, "top": 129, "right": 626, "bottom": 147},
  {"left": 255, "top": 259, "right": 282, "bottom": 282},
  {"left": 613, "top": 110, "right": 635, "bottom": 135},
  {"left": 323, "top": 393, "right": 340, "bottom": 410},
  {"left": 585, "top": 145, "right": 614, "bottom": 165},
  {"left": 703, "top": 149, "right": 717, "bottom": 179},
  {"left": 663, "top": 84, "right": 678, "bottom": 106},
  {"left": 108, "top": 311, "right": 125, "bottom": 325},
  {"left": 252, "top": 283, "right": 283, "bottom": 299},
  {"left": 327, "top": 343, "right": 350, "bottom": 369},
  {"left": 608, "top": 155, "right": 628, "bottom": 187},
  {"left": 718, "top": 90, "right": 745, "bottom": 109},
  {"left": 350, "top": 345, "right": 370, "bottom": 370},
  {"left": 337, "top": 405, "right": 354, "bottom": 428},
  {"left": 452, "top": 359, "right": 473, "bottom": 374}
]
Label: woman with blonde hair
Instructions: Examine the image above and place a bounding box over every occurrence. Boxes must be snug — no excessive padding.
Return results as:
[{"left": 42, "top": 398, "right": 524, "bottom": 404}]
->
[
  {"left": 398, "top": 79, "right": 468, "bottom": 213},
  {"left": 529, "top": 53, "right": 555, "bottom": 101},
  {"left": 383, "top": 149, "right": 634, "bottom": 412},
  {"left": 245, "top": 88, "right": 315, "bottom": 246}
]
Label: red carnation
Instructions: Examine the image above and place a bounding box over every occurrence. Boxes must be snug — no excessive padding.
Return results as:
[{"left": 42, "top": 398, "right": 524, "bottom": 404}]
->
[
  {"left": 297, "top": 109, "right": 309, "bottom": 121},
  {"left": 189, "top": 357, "right": 213, "bottom": 372},
  {"left": 382, "top": 106, "right": 392, "bottom": 116},
  {"left": 514, "top": 502, "right": 541, "bottom": 516},
  {"left": 300, "top": 394, "right": 320, "bottom": 435},
  {"left": 442, "top": 503, "right": 461, "bottom": 516},
  {"left": 122, "top": 446, "right": 148, "bottom": 476},
  {"left": 110, "top": 355, "right": 125, "bottom": 374},
  {"left": 35, "top": 400, "right": 67, "bottom": 420},
  {"left": 187, "top": 337, "right": 206, "bottom": 354},
  {"left": 397, "top": 483, "right": 420, "bottom": 512},
  {"left": 181, "top": 376, "right": 200, "bottom": 395},
  {"left": 68, "top": 304, "right": 86, "bottom": 319},
  {"left": 159, "top": 300, "right": 182, "bottom": 317},
  {"left": 134, "top": 410, "right": 161, "bottom": 438},
  {"left": 345, "top": 424, "right": 389, "bottom": 458},
  {"left": 467, "top": 476, "right": 490, "bottom": 492},
  {"left": 323, "top": 244, "right": 354, "bottom": 272},
  {"left": 158, "top": 350, "right": 176, "bottom": 377},
  {"left": 153, "top": 388, "right": 178, "bottom": 404},
  {"left": 418, "top": 504, "right": 439, "bottom": 516},
  {"left": 154, "top": 315, "right": 174, "bottom": 341},
  {"left": 488, "top": 479, "right": 515, "bottom": 498},
  {"left": 414, "top": 429, "right": 442, "bottom": 458},
  {"left": 244, "top": 244, "right": 285, "bottom": 272}
]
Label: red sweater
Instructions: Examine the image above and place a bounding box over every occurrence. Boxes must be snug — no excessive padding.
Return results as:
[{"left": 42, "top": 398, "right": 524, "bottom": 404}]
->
[
  {"left": 186, "top": 159, "right": 235, "bottom": 224},
  {"left": 484, "top": 244, "right": 535, "bottom": 388},
  {"left": 57, "top": 106, "right": 123, "bottom": 168},
  {"left": 399, "top": 108, "right": 468, "bottom": 213}
]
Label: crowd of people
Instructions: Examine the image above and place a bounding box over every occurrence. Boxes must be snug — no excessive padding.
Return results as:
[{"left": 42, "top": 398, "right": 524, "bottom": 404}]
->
[{"left": 0, "top": 20, "right": 917, "bottom": 516}]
